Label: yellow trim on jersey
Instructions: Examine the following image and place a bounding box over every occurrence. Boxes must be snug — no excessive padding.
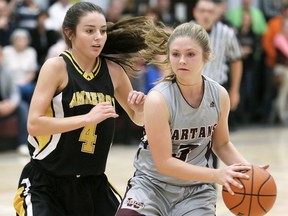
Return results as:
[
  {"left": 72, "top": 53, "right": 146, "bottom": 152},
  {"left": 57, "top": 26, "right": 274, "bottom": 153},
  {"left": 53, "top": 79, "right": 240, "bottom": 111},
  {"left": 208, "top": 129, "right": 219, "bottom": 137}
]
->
[
  {"left": 14, "top": 186, "right": 25, "bottom": 216},
  {"left": 29, "top": 93, "right": 63, "bottom": 160},
  {"left": 62, "top": 50, "right": 101, "bottom": 81}
]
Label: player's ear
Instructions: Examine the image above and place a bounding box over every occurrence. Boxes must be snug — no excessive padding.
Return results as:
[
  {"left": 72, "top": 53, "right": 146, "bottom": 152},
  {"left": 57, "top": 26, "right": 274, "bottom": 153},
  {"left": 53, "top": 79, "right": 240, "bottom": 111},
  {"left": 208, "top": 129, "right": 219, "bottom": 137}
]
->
[
  {"left": 204, "top": 51, "right": 211, "bottom": 63},
  {"left": 64, "top": 28, "right": 73, "bottom": 41}
]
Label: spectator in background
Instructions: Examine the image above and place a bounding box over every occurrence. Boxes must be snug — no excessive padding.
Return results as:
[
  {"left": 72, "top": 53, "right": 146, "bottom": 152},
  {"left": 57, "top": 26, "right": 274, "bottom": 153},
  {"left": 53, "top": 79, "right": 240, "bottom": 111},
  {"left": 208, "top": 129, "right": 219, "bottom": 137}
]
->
[
  {"left": 192, "top": 0, "right": 243, "bottom": 129},
  {"left": 259, "top": 0, "right": 285, "bottom": 21},
  {"left": 121, "top": 0, "right": 137, "bottom": 18},
  {"left": 226, "top": 0, "right": 267, "bottom": 124},
  {"left": 154, "top": 0, "right": 180, "bottom": 27},
  {"left": 0, "top": 45, "right": 29, "bottom": 155},
  {"left": 29, "top": 11, "right": 59, "bottom": 69},
  {"left": 0, "top": 0, "right": 16, "bottom": 46},
  {"left": 106, "top": 0, "right": 126, "bottom": 22},
  {"left": 143, "top": 6, "right": 163, "bottom": 23},
  {"left": 262, "top": 3, "right": 288, "bottom": 123},
  {"left": 12, "top": 0, "right": 41, "bottom": 31},
  {"left": 226, "top": 0, "right": 267, "bottom": 36},
  {"left": 33, "top": 0, "right": 50, "bottom": 11},
  {"left": 235, "top": 11, "right": 260, "bottom": 124},
  {"left": 214, "top": 0, "right": 231, "bottom": 25},
  {"left": 273, "top": 17, "right": 288, "bottom": 125},
  {"left": 2, "top": 28, "right": 37, "bottom": 104},
  {"left": 44, "top": 0, "right": 72, "bottom": 31}
]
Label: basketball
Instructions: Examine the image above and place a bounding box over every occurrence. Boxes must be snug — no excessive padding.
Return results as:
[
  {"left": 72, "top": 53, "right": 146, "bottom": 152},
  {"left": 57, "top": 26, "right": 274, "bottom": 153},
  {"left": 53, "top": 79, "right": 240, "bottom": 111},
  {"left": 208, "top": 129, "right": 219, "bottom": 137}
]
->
[{"left": 222, "top": 165, "right": 277, "bottom": 216}]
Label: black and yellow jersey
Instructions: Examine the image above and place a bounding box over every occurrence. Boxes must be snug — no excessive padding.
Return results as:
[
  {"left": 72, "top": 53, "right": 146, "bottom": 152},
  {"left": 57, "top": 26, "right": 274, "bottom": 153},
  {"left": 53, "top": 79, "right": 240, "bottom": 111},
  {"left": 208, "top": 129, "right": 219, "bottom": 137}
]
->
[{"left": 28, "top": 50, "right": 116, "bottom": 176}]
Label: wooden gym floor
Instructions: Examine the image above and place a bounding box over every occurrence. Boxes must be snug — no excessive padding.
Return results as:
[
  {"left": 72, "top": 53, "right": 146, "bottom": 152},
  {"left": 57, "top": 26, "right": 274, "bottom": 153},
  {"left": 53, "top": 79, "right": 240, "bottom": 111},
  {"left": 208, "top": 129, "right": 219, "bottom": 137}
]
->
[{"left": 0, "top": 124, "right": 287, "bottom": 215}]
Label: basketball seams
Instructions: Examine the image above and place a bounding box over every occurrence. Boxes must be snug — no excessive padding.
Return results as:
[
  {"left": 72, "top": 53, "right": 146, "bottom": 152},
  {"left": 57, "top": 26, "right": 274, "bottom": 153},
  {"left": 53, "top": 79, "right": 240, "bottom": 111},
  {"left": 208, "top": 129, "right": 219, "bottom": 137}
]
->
[
  {"left": 258, "top": 174, "right": 277, "bottom": 213},
  {"left": 258, "top": 174, "right": 277, "bottom": 196},
  {"left": 248, "top": 165, "right": 255, "bottom": 216},
  {"left": 223, "top": 191, "right": 246, "bottom": 211}
]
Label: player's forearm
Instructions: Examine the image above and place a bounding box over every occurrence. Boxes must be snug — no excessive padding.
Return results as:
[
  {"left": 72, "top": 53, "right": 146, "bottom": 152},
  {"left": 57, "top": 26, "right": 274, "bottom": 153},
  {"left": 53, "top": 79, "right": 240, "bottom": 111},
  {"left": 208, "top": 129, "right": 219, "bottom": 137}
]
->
[
  {"left": 229, "top": 60, "right": 242, "bottom": 93},
  {"left": 216, "top": 141, "right": 249, "bottom": 166},
  {"left": 27, "top": 114, "right": 90, "bottom": 136},
  {"left": 155, "top": 157, "right": 217, "bottom": 183}
]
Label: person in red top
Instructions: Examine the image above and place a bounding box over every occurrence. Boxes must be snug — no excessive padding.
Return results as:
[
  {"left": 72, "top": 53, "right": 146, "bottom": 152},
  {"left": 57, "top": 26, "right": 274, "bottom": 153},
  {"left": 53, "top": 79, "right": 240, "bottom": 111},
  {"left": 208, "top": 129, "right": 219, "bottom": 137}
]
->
[
  {"left": 273, "top": 17, "right": 288, "bottom": 125},
  {"left": 261, "top": 3, "right": 288, "bottom": 123},
  {"left": 263, "top": 4, "right": 288, "bottom": 68}
]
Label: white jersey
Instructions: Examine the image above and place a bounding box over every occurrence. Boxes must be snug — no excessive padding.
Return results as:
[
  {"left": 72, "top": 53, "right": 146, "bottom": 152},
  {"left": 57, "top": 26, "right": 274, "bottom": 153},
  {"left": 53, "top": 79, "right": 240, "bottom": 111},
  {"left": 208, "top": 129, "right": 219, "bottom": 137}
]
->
[{"left": 134, "top": 75, "right": 221, "bottom": 186}]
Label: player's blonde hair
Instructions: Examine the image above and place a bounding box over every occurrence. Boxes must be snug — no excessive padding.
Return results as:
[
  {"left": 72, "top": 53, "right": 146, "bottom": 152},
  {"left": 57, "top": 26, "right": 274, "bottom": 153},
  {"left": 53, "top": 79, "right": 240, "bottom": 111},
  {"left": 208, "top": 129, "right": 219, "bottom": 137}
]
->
[{"left": 142, "top": 22, "right": 212, "bottom": 82}]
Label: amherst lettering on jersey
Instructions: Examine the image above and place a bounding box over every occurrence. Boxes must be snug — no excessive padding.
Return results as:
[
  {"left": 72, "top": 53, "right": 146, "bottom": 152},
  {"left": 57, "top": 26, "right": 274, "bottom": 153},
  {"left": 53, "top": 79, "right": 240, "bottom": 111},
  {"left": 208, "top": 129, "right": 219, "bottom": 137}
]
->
[
  {"left": 69, "top": 91, "right": 115, "bottom": 108},
  {"left": 171, "top": 124, "right": 217, "bottom": 140}
]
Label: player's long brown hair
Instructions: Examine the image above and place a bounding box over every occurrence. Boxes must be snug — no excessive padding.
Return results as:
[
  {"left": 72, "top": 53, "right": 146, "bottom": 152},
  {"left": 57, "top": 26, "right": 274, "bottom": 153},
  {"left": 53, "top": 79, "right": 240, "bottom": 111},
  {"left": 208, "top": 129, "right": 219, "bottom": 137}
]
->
[{"left": 102, "top": 16, "right": 155, "bottom": 75}]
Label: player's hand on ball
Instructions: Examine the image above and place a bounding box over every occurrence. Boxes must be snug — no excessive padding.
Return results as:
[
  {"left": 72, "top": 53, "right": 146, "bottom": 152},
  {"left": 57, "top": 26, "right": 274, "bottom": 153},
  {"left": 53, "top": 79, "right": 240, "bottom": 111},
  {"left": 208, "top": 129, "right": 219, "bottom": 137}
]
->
[
  {"left": 217, "top": 163, "right": 251, "bottom": 195},
  {"left": 127, "top": 90, "right": 145, "bottom": 113}
]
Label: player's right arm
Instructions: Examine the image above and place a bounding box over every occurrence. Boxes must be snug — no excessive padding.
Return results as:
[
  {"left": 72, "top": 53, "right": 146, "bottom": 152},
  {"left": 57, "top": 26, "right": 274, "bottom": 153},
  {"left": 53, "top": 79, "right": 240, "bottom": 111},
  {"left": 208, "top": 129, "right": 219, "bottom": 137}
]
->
[
  {"left": 145, "top": 89, "right": 248, "bottom": 188},
  {"left": 145, "top": 87, "right": 252, "bottom": 196},
  {"left": 27, "top": 57, "right": 118, "bottom": 137}
]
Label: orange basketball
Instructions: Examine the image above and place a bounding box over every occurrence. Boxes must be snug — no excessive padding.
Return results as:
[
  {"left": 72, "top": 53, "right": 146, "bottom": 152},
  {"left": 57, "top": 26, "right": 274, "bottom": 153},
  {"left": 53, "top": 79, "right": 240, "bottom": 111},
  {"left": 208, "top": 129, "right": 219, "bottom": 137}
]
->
[{"left": 222, "top": 165, "right": 277, "bottom": 216}]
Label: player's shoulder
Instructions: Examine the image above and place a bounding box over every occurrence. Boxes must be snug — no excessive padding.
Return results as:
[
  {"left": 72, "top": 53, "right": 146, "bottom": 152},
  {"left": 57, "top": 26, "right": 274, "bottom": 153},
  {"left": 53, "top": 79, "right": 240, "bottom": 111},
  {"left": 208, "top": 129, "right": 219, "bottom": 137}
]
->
[
  {"left": 44, "top": 55, "right": 65, "bottom": 67},
  {"left": 106, "top": 58, "right": 123, "bottom": 72},
  {"left": 40, "top": 56, "right": 66, "bottom": 76},
  {"left": 105, "top": 58, "right": 126, "bottom": 81},
  {"left": 146, "top": 87, "right": 167, "bottom": 110}
]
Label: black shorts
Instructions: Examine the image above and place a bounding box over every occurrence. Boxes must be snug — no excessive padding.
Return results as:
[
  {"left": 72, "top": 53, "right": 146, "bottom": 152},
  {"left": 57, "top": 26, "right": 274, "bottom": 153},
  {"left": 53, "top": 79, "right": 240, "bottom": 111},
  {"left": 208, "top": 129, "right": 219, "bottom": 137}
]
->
[{"left": 14, "top": 162, "right": 121, "bottom": 216}]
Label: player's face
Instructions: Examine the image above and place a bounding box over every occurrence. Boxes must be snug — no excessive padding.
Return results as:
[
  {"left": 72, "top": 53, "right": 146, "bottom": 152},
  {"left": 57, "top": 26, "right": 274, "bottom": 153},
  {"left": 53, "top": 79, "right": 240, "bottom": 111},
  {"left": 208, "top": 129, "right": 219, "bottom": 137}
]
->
[
  {"left": 169, "top": 36, "right": 205, "bottom": 80},
  {"left": 193, "top": 1, "right": 217, "bottom": 31},
  {"left": 73, "top": 11, "right": 107, "bottom": 58}
]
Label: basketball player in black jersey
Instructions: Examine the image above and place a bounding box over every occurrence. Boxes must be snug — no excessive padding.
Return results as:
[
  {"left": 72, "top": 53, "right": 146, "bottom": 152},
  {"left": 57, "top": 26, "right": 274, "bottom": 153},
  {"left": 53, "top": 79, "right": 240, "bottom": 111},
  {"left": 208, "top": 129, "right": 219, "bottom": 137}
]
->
[{"left": 13, "top": 2, "right": 155, "bottom": 216}]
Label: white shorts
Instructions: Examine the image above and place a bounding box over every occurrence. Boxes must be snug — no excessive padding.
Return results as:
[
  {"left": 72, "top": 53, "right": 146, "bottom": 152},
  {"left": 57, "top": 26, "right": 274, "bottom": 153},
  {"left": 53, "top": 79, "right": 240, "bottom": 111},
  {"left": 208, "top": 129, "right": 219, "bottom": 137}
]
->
[{"left": 116, "top": 172, "right": 217, "bottom": 216}]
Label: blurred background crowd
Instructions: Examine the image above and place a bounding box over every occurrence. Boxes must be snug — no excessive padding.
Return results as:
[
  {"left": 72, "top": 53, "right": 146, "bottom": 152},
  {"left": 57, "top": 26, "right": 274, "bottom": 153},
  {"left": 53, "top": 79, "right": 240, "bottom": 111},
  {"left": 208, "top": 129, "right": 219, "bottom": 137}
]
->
[{"left": 0, "top": 0, "right": 288, "bottom": 152}]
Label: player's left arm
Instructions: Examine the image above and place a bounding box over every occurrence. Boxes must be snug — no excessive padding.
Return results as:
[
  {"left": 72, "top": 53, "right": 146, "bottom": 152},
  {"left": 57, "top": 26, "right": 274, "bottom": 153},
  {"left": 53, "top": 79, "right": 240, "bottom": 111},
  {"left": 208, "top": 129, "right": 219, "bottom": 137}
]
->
[{"left": 212, "top": 86, "right": 249, "bottom": 165}]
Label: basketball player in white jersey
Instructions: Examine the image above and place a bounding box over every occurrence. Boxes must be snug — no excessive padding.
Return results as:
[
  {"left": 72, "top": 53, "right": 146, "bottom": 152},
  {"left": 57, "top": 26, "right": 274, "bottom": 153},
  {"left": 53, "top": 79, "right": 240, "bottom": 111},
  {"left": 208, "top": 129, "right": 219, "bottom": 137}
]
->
[{"left": 116, "top": 23, "right": 256, "bottom": 216}]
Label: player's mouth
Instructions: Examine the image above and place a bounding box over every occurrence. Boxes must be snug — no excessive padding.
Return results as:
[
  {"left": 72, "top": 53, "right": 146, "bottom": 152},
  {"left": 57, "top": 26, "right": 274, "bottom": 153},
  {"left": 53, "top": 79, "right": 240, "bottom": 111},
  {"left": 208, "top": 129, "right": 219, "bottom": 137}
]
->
[
  {"left": 178, "top": 67, "right": 189, "bottom": 71},
  {"left": 92, "top": 44, "right": 101, "bottom": 51}
]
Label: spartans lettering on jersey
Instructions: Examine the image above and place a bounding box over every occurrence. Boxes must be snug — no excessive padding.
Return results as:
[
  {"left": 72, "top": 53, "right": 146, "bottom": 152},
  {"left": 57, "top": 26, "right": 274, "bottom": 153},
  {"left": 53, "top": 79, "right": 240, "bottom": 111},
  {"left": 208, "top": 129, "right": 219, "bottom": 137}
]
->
[
  {"left": 171, "top": 124, "right": 217, "bottom": 140},
  {"left": 69, "top": 91, "right": 115, "bottom": 108}
]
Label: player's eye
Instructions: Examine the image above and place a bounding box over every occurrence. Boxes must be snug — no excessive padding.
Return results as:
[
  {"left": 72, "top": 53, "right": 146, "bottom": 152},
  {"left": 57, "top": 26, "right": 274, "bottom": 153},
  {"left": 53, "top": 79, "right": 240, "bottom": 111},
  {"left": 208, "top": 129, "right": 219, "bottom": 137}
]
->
[
  {"left": 187, "top": 52, "right": 195, "bottom": 57},
  {"left": 100, "top": 29, "right": 107, "bottom": 35},
  {"left": 86, "top": 29, "right": 94, "bottom": 34}
]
